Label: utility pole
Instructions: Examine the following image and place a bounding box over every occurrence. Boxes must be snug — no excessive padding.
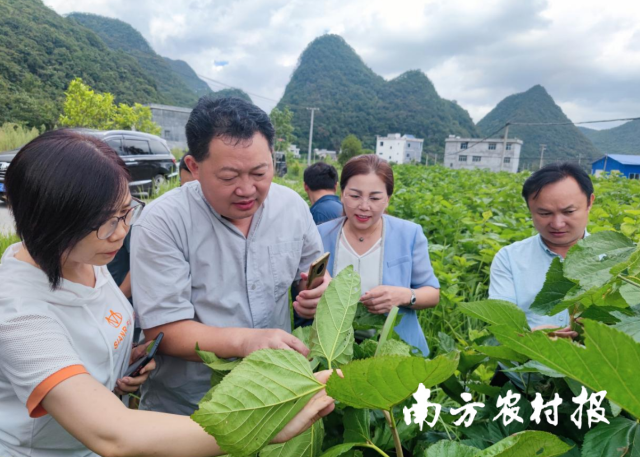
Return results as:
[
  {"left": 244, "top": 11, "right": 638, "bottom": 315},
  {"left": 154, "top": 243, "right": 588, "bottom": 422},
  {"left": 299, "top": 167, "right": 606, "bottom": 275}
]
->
[
  {"left": 603, "top": 154, "right": 609, "bottom": 175},
  {"left": 306, "top": 107, "right": 319, "bottom": 166},
  {"left": 500, "top": 123, "right": 510, "bottom": 172},
  {"left": 578, "top": 153, "right": 582, "bottom": 166},
  {"left": 539, "top": 144, "right": 547, "bottom": 169}
]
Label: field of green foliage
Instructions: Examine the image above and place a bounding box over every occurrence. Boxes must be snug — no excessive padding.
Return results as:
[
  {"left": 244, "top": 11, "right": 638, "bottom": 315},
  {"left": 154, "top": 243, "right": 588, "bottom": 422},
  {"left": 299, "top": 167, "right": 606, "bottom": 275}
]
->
[{"left": 3, "top": 164, "right": 640, "bottom": 456}]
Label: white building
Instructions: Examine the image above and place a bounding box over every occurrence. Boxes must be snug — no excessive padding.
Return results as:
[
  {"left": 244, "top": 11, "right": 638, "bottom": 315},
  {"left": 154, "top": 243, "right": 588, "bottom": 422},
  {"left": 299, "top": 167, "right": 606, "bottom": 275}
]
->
[
  {"left": 287, "top": 144, "right": 301, "bottom": 158},
  {"left": 444, "top": 136, "right": 523, "bottom": 173},
  {"left": 376, "top": 133, "right": 423, "bottom": 164},
  {"left": 314, "top": 149, "right": 337, "bottom": 161}
]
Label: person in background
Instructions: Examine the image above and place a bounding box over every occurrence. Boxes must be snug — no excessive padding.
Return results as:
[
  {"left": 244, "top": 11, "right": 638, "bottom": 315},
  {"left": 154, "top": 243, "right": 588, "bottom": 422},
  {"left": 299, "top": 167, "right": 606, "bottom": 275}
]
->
[
  {"left": 303, "top": 162, "right": 343, "bottom": 225},
  {"left": 0, "top": 129, "right": 335, "bottom": 456},
  {"left": 131, "top": 97, "right": 330, "bottom": 415},
  {"left": 179, "top": 152, "right": 195, "bottom": 185},
  {"left": 489, "top": 162, "right": 595, "bottom": 338},
  {"left": 317, "top": 154, "right": 440, "bottom": 356}
]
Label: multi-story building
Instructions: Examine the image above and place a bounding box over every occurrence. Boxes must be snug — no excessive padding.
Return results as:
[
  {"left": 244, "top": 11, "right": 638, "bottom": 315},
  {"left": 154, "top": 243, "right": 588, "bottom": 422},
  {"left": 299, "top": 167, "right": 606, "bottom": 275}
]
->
[
  {"left": 375, "top": 134, "right": 423, "bottom": 164},
  {"left": 444, "top": 136, "right": 523, "bottom": 173},
  {"left": 147, "top": 104, "right": 192, "bottom": 150}
]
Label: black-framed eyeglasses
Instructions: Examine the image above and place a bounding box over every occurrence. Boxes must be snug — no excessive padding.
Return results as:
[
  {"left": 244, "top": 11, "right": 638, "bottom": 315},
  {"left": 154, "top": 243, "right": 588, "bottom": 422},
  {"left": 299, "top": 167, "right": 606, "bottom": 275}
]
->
[{"left": 95, "top": 197, "right": 146, "bottom": 240}]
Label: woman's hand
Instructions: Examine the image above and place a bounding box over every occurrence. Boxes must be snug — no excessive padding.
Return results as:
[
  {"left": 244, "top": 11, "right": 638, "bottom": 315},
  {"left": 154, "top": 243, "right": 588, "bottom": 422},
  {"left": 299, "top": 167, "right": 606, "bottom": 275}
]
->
[
  {"left": 360, "top": 286, "right": 411, "bottom": 314},
  {"left": 114, "top": 340, "right": 157, "bottom": 395},
  {"left": 272, "top": 370, "right": 337, "bottom": 443}
]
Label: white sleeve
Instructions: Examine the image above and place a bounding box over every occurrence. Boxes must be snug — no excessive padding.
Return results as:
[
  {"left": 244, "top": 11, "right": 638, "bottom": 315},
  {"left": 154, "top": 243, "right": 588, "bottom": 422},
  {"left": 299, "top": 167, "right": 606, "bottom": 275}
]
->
[{"left": 0, "top": 312, "right": 86, "bottom": 416}]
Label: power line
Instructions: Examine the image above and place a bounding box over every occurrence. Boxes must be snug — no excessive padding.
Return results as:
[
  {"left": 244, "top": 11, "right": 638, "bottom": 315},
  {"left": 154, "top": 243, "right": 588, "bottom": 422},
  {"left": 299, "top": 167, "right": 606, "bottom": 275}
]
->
[{"left": 510, "top": 116, "right": 640, "bottom": 126}]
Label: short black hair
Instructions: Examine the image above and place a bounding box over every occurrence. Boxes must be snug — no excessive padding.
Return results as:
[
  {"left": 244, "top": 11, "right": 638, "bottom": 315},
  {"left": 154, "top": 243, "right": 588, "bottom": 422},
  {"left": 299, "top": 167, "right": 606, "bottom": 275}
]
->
[
  {"left": 179, "top": 153, "right": 191, "bottom": 173},
  {"left": 304, "top": 162, "right": 339, "bottom": 191},
  {"left": 5, "top": 129, "right": 130, "bottom": 289},
  {"left": 522, "top": 162, "right": 594, "bottom": 205},
  {"left": 185, "top": 97, "right": 275, "bottom": 162}
]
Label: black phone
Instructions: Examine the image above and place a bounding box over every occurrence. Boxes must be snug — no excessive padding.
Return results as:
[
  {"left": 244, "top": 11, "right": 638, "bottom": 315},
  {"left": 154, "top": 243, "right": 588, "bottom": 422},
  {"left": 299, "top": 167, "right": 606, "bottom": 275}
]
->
[
  {"left": 123, "top": 332, "right": 164, "bottom": 378},
  {"left": 306, "top": 252, "right": 330, "bottom": 289}
]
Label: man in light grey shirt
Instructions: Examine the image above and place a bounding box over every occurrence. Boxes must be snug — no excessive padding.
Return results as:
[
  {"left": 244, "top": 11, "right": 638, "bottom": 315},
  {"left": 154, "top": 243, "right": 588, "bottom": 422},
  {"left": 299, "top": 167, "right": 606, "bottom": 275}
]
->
[
  {"left": 131, "top": 97, "right": 329, "bottom": 414},
  {"left": 489, "top": 162, "right": 595, "bottom": 338}
]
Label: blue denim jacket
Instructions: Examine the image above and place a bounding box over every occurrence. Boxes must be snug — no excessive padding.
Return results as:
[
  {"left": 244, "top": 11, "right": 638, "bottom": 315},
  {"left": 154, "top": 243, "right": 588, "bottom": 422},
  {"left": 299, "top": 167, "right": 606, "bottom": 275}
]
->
[{"left": 318, "top": 215, "right": 440, "bottom": 356}]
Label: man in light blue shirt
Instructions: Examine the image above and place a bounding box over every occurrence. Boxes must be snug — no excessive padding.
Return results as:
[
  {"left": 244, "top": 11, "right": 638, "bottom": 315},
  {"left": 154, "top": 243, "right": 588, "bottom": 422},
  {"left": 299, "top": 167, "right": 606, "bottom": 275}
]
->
[{"left": 489, "top": 162, "right": 595, "bottom": 337}]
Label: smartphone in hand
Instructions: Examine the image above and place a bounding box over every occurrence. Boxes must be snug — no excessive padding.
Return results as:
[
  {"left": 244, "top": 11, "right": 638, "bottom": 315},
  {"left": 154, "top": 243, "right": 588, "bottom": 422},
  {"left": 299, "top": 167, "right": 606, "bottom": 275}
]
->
[
  {"left": 123, "top": 332, "right": 163, "bottom": 378},
  {"left": 306, "top": 253, "right": 330, "bottom": 289}
]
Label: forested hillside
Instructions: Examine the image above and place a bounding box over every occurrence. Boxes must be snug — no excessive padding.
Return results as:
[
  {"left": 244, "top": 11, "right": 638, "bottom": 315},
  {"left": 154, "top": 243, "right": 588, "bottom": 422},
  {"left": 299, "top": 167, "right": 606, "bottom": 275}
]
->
[
  {"left": 0, "top": 0, "right": 159, "bottom": 127},
  {"left": 276, "top": 35, "right": 479, "bottom": 153},
  {"left": 478, "top": 85, "right": 601, "bottom": 166},
  {"left": 69, "top": 13, "right": 252, "bottom": 107},
  {"left": 68, "top": 13, "right": 202, "bottom": 107},
  {"left": 579, "top": 121, "right": 640, "bottom": 156}
]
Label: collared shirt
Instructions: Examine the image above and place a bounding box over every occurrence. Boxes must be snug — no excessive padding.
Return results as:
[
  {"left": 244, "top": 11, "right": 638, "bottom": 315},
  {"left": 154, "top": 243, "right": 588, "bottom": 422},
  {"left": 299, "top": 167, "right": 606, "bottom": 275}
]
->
[
  {"left": 130, "top": 181, "right": 323, "bottom": 415},
  {"left": 310, "top": 194, "right": 343, "bottom": 225},
  {"left": 488, "top": 233, "right": 585, "bottom": 329}
]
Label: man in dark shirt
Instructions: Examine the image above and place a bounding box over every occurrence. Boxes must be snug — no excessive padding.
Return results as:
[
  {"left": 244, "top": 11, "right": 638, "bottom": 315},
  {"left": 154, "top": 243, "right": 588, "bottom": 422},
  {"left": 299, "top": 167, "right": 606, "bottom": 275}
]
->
[{"left": 303, "top": 162, "right": 343, "bottom": 225}]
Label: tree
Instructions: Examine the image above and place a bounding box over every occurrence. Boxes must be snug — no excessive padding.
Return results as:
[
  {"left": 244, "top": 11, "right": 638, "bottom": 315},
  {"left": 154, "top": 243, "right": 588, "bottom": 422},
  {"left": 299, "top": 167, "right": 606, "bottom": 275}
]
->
[
  {"left": 58, "top": 78, "right": 115, "bottom": 129},
  {"left": 338, "top": 134, "right": 363, "bottom": 165},
  {"left": 58, "top": 78, "right": 161, "bottom": 135},
  {"left": 270, "top": 107, "right": 295, "bottom": 153}
]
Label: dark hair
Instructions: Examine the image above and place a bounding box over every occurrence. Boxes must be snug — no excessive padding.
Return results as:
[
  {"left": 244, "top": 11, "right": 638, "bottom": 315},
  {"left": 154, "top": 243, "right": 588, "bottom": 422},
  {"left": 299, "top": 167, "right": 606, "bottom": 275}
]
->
[
  {"left": 304, "top": 162, "right": 338, "bottom": 191},
  {"left": 5, "top": 129, "right": 130, "bottom": 289},
  {"left": 522, "top": 162, "right": 594, "bottom": 205},
  {"left": 340, "top": 154, "right": 394, "bottom": 196},
  {"left": 179, "top": 153, "right": 191, "bottom": 173},
  {"left": 185, "top": 97, "right": 275, "bottom": 162}
]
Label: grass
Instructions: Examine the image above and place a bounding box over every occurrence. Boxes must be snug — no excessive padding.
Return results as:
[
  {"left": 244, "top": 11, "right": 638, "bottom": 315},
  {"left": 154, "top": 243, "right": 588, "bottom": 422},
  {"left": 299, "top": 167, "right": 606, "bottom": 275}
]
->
[
  {"left": 0, "top": 123, "right": 40, "bottom": 152},
  {"left": 0, "top": 231, "right": 19, "bottom": 254}
]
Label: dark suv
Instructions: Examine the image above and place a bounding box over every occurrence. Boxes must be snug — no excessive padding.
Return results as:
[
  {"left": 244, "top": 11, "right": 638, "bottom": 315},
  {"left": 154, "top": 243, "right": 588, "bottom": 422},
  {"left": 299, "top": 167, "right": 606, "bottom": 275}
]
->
[{"left": 0, "top": 129, "right": 177, "bottom": 201}]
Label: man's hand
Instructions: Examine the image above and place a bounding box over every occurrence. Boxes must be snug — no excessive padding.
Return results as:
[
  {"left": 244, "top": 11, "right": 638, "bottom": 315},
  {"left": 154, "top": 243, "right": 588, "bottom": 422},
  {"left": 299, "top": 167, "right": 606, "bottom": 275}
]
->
[
  {"left": 238, "top": 328, "right": 309, "bottom": 358},
  {"left": 293, "top": 271, "right": 331, "bottom": 319},
  {"left": 360, "top": 286, "right": 411, "bottom": 314},
  {"left": 532, "top": 324, "right": 579, "bottom": 339},
  {"left": 114, "top": 340, "right": 156, "bottom": 395},
  {"left": 272, "top": 370, "right": 337, "bottom": 443}
]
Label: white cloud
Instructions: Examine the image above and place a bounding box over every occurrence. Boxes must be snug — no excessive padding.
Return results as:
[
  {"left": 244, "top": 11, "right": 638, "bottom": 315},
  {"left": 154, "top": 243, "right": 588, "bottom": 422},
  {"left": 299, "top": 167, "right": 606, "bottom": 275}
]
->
[{"left": 44, "top": 0, "right": 640, "bottom": 128}]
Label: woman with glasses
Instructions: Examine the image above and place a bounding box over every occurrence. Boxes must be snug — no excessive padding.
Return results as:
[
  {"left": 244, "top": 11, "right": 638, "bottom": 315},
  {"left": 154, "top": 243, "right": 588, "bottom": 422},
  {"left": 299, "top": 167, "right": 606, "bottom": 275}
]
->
[
  {"left": 316, "top": 154, "right": 440, "bottom": 356},
  {"left": 0, "top": 130, "right": 334, "bottom": 457}
]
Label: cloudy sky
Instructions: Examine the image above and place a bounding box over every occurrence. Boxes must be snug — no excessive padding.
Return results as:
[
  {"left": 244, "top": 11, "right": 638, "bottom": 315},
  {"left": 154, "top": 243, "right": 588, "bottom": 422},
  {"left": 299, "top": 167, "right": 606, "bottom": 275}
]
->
[{"left": 45, "top": 0, "right": 640, "bottom": 130}]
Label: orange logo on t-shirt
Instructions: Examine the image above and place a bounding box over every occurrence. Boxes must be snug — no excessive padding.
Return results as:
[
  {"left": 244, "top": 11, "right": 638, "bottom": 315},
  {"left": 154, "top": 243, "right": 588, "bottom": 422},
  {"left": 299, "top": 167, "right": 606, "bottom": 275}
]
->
[{"left": 105, "top": 310, "right": 123, "bottom": 328}]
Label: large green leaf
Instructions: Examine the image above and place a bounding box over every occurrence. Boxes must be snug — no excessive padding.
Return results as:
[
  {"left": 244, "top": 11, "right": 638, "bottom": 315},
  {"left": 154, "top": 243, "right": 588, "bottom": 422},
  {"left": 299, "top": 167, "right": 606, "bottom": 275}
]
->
[
  {"left": 530, "top": 257, "right": 577, "bottom": 316},
  {"left": 319, "top": 443, "right": 362, "bottom": 457},
  {"left": 459, "top": 300, "right": 530, "bottom": 332},
  {"left": 472, "top": 344, "right": 528, "bottom": 363},
  {"left": 309, "top": 266, "right": 360, "bottom": 368},
  {"left": 581, "top": 417, "right": 640, "bottom": 457},
  {"left": 353, "top": 302, "right": 386, "bottom": 330},
  {"left": 260, "top": 419, "right": 324, "bottom": 457},
  {"left": 195, "top": 342, "right": 242, "bottom": 371},
  {"left": 503, "top": 360, "right": 564, "bottom": 378},
  {"left": 292, "top": 325, "right": 312, "bottom": 348},
  {"left": 343, "top": 408, "right": 371, "bottom": 443},
  {"left": 491, "top": 319, "right": 640, "bottom": 419},
  {"left": 612, "top": 311, "right": 640, "bottom": 343},
  {"left": 424, "top": 440, "right": 477, "bottom": 457},
  {"left": 192, "top": 349, "right": 324, "bottom": 456},
  {"left": 476, "top": 431, "right": 571, "bottom": 457},
  {"left": 325, "top": 352, "right": 459, "bottom": 410},
  {"left": 564, "top": 231, "right": 635, "bottom": 289}
]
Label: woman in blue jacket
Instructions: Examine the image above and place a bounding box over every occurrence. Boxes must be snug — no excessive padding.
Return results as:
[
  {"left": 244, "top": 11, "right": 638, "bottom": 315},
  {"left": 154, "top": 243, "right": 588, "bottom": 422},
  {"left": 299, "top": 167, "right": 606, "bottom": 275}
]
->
[{"left": 317, "top": 154, "right": 440, "bottom": 356}]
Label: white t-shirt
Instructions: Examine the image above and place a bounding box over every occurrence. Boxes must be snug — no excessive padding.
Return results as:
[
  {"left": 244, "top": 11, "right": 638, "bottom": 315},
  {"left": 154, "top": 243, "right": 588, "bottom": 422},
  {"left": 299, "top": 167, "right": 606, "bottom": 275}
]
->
[
  {"left": 336, "top": 230, "right": 383, "bottom": 295},
  {"left": 0, "top": 244, "right": 134, "bottom": 457}
]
